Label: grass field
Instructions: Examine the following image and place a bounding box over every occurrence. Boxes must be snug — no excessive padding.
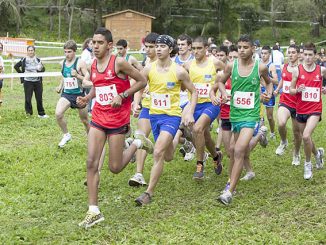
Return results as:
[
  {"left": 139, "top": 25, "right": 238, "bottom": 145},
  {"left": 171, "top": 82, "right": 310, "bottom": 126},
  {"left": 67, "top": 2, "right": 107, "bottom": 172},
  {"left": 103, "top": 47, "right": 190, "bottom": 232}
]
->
[{"left": 0, "top": 78, "right": 326, "bottom": 244}]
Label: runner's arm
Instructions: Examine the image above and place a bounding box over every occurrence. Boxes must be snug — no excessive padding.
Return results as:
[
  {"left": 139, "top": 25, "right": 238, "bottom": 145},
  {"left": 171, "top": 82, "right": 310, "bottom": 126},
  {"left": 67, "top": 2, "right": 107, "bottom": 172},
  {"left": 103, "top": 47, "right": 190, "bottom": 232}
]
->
[
  {"left": 260, "top": 64, "right": 273, "bottom": 102},
  {"left": 130, "top": 56, "right": 143, "bottom": 71},
  {"left": 210, "top": 62, "right": 232, "bottom": 104}
]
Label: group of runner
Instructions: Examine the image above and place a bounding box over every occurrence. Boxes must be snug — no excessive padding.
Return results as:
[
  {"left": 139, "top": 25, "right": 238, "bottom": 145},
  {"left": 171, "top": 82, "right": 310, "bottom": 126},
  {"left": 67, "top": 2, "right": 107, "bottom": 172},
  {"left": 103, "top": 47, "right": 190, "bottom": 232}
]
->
[{"left": 2, "top": 27, "right": 325, "bottom": 229}]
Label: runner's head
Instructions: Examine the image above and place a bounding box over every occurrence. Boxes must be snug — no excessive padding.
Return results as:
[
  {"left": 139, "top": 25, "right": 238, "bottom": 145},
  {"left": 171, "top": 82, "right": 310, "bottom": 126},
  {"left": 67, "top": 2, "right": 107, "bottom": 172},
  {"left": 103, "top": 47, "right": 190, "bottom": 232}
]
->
[
  {"left": 63, "top": 40, "right": 77, "bottom": 61},
  {"left": 287, "top": 44, "right": 299, "bottom": 63},
  {"left": 144, "top": 32, "right": 159, "bottom": 59},
  {"left": 299, "top": 46, "right": 304, "bottom": 62},
  {"left": 27, "top": 45, "right": 36, "bottom": 58},
  {"left": 155, "top": 35, "right": 174, "bottom": 59},
  {"left": 177, "top": 34, "right": 192, "bottom": 56},
  {"left": 216, "top": 45, "right": 229, "bottom": 63},
  {"left": 93, "top": 27, "right": 113, "bottom": 59},
  {"left": 228, "top": 44, "right": 238, "bottom": 62},
  {"left": 261, "top": 46, "right": 271, "bottom": 63},
  {"left": 116, "top": 39, "right": 128, "bottom": 57},
  {"left": 192, "top": 36, "right": 208, "bottom": 61},
  {"left": 237, "top": 34, "right": 254, "bottom": 59},
  {"left": 303, "top": 42, "right": 317, "bottom": 65}
]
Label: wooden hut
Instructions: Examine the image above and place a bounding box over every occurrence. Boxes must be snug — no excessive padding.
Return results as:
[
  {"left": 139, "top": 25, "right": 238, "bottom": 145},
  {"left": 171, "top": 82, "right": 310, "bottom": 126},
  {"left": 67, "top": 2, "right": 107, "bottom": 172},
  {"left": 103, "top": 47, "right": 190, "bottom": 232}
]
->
[{"left": 102, "top": 9, "right": 155, "bottom": 50}]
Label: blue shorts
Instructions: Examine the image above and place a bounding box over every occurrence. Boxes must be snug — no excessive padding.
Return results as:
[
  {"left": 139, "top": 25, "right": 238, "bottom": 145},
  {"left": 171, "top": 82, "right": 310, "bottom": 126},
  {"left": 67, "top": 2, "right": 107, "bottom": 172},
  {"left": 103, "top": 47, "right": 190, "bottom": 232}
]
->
[
  {"left": 194, "top": 102, "right": 220, "bottom": 123},
  {"left": 275, "top": 67, "right": 282, "bottom": 82},
  {"left": 231, "top": 121, "right": 257, "bottom": 133},
  {"left": 139, "top": 107, "right": 150, "bottom": 120},
  {"left": 149, "top": 114, "right": 181, "bottom": 142},
  {"left": 261, "top": 86, "right": 276, "bottom": 107}
]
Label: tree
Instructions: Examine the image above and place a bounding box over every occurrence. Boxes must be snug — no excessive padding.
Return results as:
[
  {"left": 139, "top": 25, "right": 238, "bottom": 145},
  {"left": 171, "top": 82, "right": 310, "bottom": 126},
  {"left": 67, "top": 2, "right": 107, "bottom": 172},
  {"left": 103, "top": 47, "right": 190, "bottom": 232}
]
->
[{"left": 0, "top": 0, "right": 21, "bottom": 34}]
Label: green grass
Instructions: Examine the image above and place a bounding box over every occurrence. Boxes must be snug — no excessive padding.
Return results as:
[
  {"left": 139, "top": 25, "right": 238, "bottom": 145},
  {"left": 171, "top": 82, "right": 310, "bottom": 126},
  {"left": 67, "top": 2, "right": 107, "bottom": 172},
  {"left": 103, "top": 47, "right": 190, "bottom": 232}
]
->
[{"left": 0, "top": 79, "right": 326, "bottom": 244}]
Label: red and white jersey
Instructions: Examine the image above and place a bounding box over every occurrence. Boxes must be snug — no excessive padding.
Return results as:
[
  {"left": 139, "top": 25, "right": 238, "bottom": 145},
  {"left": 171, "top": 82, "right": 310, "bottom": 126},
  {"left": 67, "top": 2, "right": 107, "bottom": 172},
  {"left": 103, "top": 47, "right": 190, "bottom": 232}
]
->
[
  {"left": 296, "top": 64, "right": 322, "bottom": 115},
  {"left": 279, "top": 64, "right": 297, "bottom": 109},
  {"left": 91, "top": 55, "right": 131, "bottom": 128},
  {"left": 220, "top": 77, "right": 232, "bottom": 119}
]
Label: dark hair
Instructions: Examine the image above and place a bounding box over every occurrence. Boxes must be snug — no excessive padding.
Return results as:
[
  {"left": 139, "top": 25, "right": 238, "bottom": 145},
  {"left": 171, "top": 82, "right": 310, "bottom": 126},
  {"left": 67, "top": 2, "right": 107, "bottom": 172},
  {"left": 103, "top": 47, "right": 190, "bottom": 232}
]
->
[
  {"left": 229, "top": 44, "right": 238, "bottom": 53},
  {"left": 288, "top": 44, "right": 300, "bottom": 53},
  {"left": 262, "top": 45, "right": 271, "bottom": 53},
  {"left": 116, "top": 39, "right": 128, "bottom": 48},
  {"left": 0, "top": 42, "right": 3, "bottom": 49},
  {"left": 82, "top": 38, "right": 92, "bottom": 50},
  {"left": 94, "top": 27, "right": 113, "bottom": 42},
  {"left": 217, "top": 45, "right": 229, "bottom": 55},
  {"left": 170, "top": 39, "right": 179, "bottom": 58},
  {"left": 64, "top": 40, "right": 77, "bottom": 51},
  {"left": 303, "top": 42, "right": 317, "bottom": 54},
  {"left": 177, "top": 34, "right": 192, "bottom": 45},
  {"left": 193, "top": 36, "right": 208, "bottom": 47},
  {"left": 27, "top": 45, "right": 35, "bottom": 51},
  {"left": 144, "top": 32, "right": 159, "bottom": 44},
  {"left": 237, "top": 34, "right": 254, "bottom": 46}
]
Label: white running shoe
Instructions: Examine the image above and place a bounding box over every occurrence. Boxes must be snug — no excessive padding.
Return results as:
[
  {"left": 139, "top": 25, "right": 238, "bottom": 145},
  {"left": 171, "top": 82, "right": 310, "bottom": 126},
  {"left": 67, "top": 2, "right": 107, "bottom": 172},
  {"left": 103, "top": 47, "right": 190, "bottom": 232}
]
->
[
  {"left": 240, "top": 171, "right": 255, "bottom": 181},
  {"left": 58, "top": 133, "right": 71, "bottom": 148},
  {"left": 315, "top": 147, "right": 324, "bottom": 169},
  {"left": 292, "top": 153, "right": 301, "bottom": 166},
  {"left": 275, "top": 140, "right": 288, "bottom": 155},
  {"left": 259, "top": 126, "right": 268, "bottom": 148},
  {"left": 218, "top": 190, "right": 232, "bottom": 205},
  {"left": 128, "top": 173, "right": 147, "bottom": 187},
  {"left": 184, "top": 147, "right": 196, "bottom": 161},
  {"left": 124, "top": 137, "right": 136, "bottom": 162},
  {"left": 270, "top": 132, "right": 276, "bottom": 140},
  {"left": 304, "top": 162, "right": 313, "bottom": 180},
  {"left": 38, "top": 114, "right": 49, "bottom": 119}
]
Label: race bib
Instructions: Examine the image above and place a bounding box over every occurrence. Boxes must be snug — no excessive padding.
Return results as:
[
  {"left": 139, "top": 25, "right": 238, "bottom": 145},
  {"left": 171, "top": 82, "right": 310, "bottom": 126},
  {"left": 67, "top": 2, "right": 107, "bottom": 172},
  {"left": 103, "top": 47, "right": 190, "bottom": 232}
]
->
[
  {"left": 225, "top": 89, "right": 231, "bottom": 105},
  {"left": 95, "top": 85, "right": 118, "bottom": 106},
  {"left": 233, "top": 91, "right": 254, "bottom": 109},
  {"left": 302, "top": 87, "right": 320, "bottom": 102},
  {"left": 282, "top": 80, "right": 291, "bottom": 94},
  {"left": 194, "top": 83, "right": 211, "bottom": 98},
  {"left": 151, "top": 93, "right": 171, "bottom": 109},
  {"left": 63, "top": 77, "right": 78, "bottom": 90}
]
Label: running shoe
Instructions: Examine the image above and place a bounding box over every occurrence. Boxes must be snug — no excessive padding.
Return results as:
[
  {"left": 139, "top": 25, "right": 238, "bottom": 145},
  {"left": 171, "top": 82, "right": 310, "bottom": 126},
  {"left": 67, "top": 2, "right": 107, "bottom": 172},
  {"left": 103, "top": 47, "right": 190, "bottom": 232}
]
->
[
  {"left": 134, "top": 133, "right": 153, "bottom": 154},
  {"left": 304, "top": 162, "right": 313, "bottom": 180},
  {"left": 38, "top": 114, "right": 49, "bottom": 119},
  {"left": 135, "top": 192, "right": 152, "bottom": 206},
  {"left": 292, "top": 153, "right": 301, "bottom": 166},
  {"left": 240, "top": 171, "right": 255, "bottom": 181},
  {"left": 275, "top": 140, "right": 288, "bottom": 155},
  {"left": 179, "top": 147, "right": 186, "bottom": 157},
  {"left": 218, "top": 190, "right": 232, "bottom": 205},
  {"left": 213, "top": 151, "right": 223, "bottom": 175},
  {"left": 270, "top": 132, "right": 276, "bottom": 140},
  {"left": 315, "top": 147, "right": 324, "bottom": 169},
  {"left": 193, "top": 164, "right": 204, "bottom": 180},
  {"left": 259, "top": 126, "right": 268, "bottom": 148},
  {"left": 58, "top": 133, "right": 71, "bottom": 148},
  {"left": 128, "top": 173, "right": 147, "bottom": 187},
  {"left": 78, "top": 211, "right": 104, "bottom": 229},
  {"left": 184, "top": 147, "right": 196, "bottom": 161}
]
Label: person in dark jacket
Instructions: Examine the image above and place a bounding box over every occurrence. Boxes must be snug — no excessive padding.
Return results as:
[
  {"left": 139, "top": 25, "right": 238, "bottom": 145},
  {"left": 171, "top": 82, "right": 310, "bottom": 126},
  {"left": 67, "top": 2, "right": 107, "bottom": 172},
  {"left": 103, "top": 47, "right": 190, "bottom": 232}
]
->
[{"left": 14, "top": 45, "right": 48, "bottom": 118}]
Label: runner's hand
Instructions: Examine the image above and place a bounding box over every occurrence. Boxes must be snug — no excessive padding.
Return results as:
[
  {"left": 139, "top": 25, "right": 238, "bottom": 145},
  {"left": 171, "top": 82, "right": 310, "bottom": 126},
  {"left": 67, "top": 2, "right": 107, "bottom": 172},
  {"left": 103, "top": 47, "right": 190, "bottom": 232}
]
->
[
  {"left": 71, "top": 69, "right": 77, "bottom": 77},
  {"left": 132, "top": 102, "right": 141, "bottom": 118},
  {"left": 56, "top": 86, "right": 62, "bottom": 93},
  {"left": 273, "top": 88, "right": 279, "bottom": 96},
  {"left": 183, "top": 114, "right": 195, "bottom": 127},
  {"left": 261, "top": 92, "right": 271, "bottom": 103},
  {"left": 297, "top": 84, "right": 305, "bottom": 93},
  {"left": 111, "top": 95, "right": 122, "bottom": 108},
  {"left": 322, "top": 86, "right": 326, "bottom": 95},
  {"left": 76, "top": 96, "right": 88, "bottom": 108}
]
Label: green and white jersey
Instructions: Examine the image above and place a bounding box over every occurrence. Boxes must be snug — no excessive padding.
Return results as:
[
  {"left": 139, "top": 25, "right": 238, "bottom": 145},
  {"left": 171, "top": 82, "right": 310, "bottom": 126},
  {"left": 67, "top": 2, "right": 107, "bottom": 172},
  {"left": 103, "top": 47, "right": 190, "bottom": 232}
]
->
[{"left": 230, "top": 58, "right": 261, "bottom": 122}]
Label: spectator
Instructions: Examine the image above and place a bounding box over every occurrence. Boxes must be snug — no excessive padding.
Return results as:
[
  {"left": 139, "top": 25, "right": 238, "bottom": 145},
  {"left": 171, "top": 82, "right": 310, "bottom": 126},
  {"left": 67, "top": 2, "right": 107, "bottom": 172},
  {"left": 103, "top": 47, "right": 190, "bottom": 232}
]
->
[
  {"left": 271, "top": 45, "right": 284, "bottom": 81},
  {"left": 81, "top": 38, "right": 94, "bottom": 67},
  {"left": 14, "top": 46, "right": 48, "bottom": 118}
]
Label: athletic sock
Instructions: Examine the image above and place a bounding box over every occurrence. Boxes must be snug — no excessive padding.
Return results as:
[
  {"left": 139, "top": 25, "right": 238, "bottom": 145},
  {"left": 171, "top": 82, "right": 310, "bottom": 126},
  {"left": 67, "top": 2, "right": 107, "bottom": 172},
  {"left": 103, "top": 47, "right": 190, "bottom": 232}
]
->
[{"left": 89, "top": 205, "right": 100, "bottom": 214}]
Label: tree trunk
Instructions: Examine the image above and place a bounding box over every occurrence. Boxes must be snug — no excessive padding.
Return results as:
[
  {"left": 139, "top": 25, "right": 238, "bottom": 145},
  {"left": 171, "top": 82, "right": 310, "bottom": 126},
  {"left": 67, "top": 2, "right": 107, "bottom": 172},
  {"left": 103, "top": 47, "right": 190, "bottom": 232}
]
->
[
  {"left": 68, "top": 0, "right": 74, "bottom": 39},
  {"left": 58, "top": 0, "right": 61, "bottom": 40}
]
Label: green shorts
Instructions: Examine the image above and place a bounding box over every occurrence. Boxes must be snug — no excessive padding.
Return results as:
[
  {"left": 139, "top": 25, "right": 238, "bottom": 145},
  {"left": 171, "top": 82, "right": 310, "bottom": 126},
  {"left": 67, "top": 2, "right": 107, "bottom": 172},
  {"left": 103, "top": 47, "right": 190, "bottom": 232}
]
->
[{"left": 231, "top": 121, "right": 257, "bottom": 133}]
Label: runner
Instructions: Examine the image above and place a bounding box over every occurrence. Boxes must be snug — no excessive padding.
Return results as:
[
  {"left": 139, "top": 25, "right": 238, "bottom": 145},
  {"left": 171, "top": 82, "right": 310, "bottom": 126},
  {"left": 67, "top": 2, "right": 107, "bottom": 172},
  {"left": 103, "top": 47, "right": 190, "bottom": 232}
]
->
[
  {"left": 55, "top": 40, "right": 89, "bottom": 147},
  {"left": 183, "top": 36, "right": 225, "bottom": 180},
  {"left": 116, "top": 39, "right": 143, "bottom": 71},
  {"left": 128, "top": 32, "right": 159, "bottom": 187},
  {"left": 274, "top": 44, "right": 302, "bottom": 165},
  {"left": 289, "top": 42, "right": 326, "bottom": 179},
  {"left": 77, "top": 27, "right": 152, "bottom": 228},
  {"left": 134, "top": 35, "right": 197, "bottom": 206},
  {"left": 174, "top": 34, "right": 194, "bottom": 65},
  {"left": 211, "top": 34, "right": 273, "bottom": 205},
  {"left": 260, "top": 45, "right": 279, "bottom": 139}
]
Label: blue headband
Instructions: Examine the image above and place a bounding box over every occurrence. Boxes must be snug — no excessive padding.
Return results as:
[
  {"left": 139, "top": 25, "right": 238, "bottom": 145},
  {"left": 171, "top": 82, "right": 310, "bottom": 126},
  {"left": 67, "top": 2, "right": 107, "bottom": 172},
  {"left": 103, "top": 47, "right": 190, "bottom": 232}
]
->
[{"left": 155, "top": 35, "right": 174, "bottom": 48}]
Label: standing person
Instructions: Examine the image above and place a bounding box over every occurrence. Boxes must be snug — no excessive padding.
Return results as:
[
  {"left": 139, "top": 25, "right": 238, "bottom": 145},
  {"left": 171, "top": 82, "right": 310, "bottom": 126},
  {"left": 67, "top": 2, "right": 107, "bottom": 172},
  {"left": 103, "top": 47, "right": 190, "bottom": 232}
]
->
[
  {"left": 183, "top": 36, "right": 225, "bottom": 180},
  {"left": 55, "top": 40, "right": 89, "bottom": 148},
  {"left": 272, "top": 45, "right": 284, "bottom": 81},
  {"left": 128, "top": 32, "right": 159, "bottom": 187},
  {"left": 0, "top": 42, "right": 4, "bottom": 104},
  {"left": 260, "top": 46, "right": 279, "bottom": 139},
  {"left": 81, "top": 38, "right": 94, "bottom": 67},
  {"left": 14, "top": 46, "right": 48, "bottom": 118},
  {"left": 289, "top": 42, "right": 326, "bottom": 179},
  {"left": 77, "top": 27, "right": 152, "bottom": 228},
  {"left": 135, "top": 35, "right": 197, "bottom": 206},
  {"left": 273, "top": 45, "right": 302, "bottom": 165},
  {"left": 211, "top": 35, "right": 273, "bottom": 205}
]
